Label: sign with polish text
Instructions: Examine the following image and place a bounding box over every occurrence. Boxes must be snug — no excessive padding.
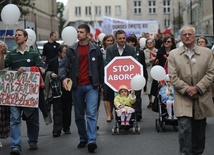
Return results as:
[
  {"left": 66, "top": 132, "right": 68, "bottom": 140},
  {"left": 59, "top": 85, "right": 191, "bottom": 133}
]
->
[{"left": 0, "top": 70, "right": 40, "bottom": 108}]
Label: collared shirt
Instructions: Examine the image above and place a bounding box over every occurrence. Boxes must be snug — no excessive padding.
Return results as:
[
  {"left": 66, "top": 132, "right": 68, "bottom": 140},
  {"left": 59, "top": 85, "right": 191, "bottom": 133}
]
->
[
  {"left": 117, "top": 44, "right": 125, "bottom": 56},
  {"left": 184, "top": 45, "right": 196, "bottom": 59},
  {"left": 58, "top": 56, "right": 61, "bottom": 65},
  {"left": 16, "top": 46, "right": 30, "bottom": 54}
]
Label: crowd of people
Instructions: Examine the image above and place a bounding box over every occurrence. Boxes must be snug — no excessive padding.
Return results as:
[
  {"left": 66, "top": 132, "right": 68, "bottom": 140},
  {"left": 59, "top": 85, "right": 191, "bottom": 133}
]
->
[{"left": 0, "top": 24, "right": 214, "bottom": 155}]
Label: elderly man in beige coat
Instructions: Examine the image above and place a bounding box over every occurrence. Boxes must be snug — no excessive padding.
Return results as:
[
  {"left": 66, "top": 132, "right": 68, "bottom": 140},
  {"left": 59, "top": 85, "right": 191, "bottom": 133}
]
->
[{"left": 168, "top": 25, "right": 214, "bottom": 155}]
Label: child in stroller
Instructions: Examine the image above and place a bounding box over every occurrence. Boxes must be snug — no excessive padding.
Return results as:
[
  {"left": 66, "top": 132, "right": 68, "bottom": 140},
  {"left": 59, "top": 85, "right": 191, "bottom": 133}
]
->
[
  {"left": 159, "top": 74, "right": 176, "bottom": 120},
  {"left": 155, "top": 74, "right": 178, "bottom": 132},
  {"left": 114, "top": 85, "right": 136, "bottom": 126}
]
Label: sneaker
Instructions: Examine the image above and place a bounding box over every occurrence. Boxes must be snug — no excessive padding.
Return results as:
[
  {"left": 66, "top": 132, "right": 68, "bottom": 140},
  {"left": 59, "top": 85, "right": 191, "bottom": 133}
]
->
[
  {"left": 77, "top": 141, "right": 88, "bottom": 148},
  {"left": 126, "top": 121, "right": 130, "bottom": 126},
  {"left": 10, "top": 148, "right": 20, "bottom": 155},
  {"left": 88, "top": 142, "right": 97, "bottom": 153},
  {"left": 167, "top": 116, "right": 173, "bottom": 120},
  {"left": 29, "top": 143, "right": 38, "bottom": 150},
  {"left": 121, "top": 121, "right": 125, "bottom": 126},
  {"left": 64, "top": 129, "right": 71, "bottom": 135}
]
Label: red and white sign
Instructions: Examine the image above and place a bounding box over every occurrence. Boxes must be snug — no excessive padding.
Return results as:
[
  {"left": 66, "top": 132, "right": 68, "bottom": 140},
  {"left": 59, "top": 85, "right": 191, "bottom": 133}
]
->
[
  {"left": 105, "top": 56, "right": 143, "bottom": 91},
  {"left": 0, "top": 70, "right": 40, "bottom": 108}
]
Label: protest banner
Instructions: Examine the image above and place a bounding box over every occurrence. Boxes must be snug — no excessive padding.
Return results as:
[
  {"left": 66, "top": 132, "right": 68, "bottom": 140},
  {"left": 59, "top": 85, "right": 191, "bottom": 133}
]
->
[
  {"left": 0, "top": 70, "right": 40, "bottom": 108},
  {"left": 101, "top": 16, "right": 159, "bottom": 37}
]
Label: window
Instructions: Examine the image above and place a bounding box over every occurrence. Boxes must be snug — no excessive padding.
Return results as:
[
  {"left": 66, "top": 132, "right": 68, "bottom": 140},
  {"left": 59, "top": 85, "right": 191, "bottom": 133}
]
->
[
  {"left": 164, "top": 19, "right": 170, "bottom": 28},
  {"left": 163, "top": 0, "right": 170, "bottom": 13},
  {"left": 95, "top": 6, "right": 101, "bottom": 16},
  {"left": 115, "top": 5, "right": 121, "bottom": 15},
  {"left": 148, "top": 0, "right": 156, "bottom": 13},
  {"left": 134, "top": 1, "right": 141, "bottom": 14},
  {"left": 75, "top": 7, "right": 81, "bottom": 16},
  {"left": 105, "top": 6, "right": 111, "bottom": 15},
  {"left": 85, "top": 6, "right": 91, "bottom": 16}
]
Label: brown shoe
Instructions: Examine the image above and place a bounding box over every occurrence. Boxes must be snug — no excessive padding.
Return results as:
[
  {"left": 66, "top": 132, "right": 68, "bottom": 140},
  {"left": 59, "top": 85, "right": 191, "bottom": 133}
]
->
[{"left": 147, "top": 102, "right": 153, "bottom": 108}]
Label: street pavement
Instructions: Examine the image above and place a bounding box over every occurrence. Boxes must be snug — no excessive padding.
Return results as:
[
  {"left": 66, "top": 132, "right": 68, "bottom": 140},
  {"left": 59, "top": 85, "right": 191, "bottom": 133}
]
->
[{"left": 1, "top": 94, "right": 214, "bottom": 155}]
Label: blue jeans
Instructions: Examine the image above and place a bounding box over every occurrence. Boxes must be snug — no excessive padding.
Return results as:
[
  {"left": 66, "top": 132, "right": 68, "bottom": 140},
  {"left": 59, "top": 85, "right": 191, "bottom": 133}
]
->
[
  {"left": 72, "top": 85, "right": 98, "bottom": 144},
  {"left": 10, "top": 107, "right": 39, "bottom": 150}
]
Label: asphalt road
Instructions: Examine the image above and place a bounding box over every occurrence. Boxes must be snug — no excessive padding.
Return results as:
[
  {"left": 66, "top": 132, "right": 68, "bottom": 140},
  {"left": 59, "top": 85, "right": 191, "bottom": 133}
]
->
[{"left": 1, "top": 94, "right": 214, "bottom": 155}]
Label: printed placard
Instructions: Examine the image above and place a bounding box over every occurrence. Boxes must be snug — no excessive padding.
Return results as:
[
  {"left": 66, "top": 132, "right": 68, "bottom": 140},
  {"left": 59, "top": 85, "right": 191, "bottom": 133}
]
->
[{"left": 0, "top": 70, "right": 40, "bottom": 108}]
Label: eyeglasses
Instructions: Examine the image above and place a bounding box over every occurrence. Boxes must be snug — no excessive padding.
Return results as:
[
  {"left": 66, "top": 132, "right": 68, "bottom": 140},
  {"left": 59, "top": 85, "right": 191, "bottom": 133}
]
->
[{"left": 164, "top": 40, "right": 172, "bottom": 43}]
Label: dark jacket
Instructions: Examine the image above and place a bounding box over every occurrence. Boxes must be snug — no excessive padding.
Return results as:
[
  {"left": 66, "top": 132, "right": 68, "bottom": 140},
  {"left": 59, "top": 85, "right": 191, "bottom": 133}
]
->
[
  {"left": 58, "top": 41, "right": 104, "bottom": 89},
  {"left": 106, "top": 43, "right": 137, "bottom": 64}
]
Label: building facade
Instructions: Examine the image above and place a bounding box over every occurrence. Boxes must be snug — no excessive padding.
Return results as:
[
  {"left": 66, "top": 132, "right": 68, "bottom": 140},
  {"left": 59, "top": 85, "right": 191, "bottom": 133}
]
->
[
  {"left": 63, "top": 0, "right": 214, "bottom": 36},
  {"left": 182, "top": 0, "right": 213, "bottom": 35},
  {"left": 64, "top": 0, "right": 127, "bottom": 27},
  {"left": 26, "top": 0, "right": 59, "bottom": 40}
]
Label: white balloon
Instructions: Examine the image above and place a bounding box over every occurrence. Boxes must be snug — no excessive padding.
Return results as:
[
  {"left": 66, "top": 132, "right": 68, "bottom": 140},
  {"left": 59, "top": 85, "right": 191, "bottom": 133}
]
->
[
  {"left": 98, "top": 33, "right": 106, "bottom": 42},
  {"left": 150, "top": 65, "right": 166, "bottom": 81},
  {"left": 139, "top": 38, "right": 146, "bottom": 49},
  {"left": 130, "top": 75, "right": 146, "bottom": 91},
  {"left": 25, "top": 29, "right": 36, "bottom": 46},
  {"left": 1, "top": 4, "right": 20, "bottom": 25},
  {"left": 61, "top": 26, "right": 77, "bottom": 46}
]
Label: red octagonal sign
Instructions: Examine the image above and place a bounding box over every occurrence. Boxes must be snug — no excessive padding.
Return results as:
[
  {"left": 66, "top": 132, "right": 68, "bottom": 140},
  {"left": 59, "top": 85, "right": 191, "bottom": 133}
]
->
[{"left": 105, "top": 56, "right": 143, "bottom": 92}]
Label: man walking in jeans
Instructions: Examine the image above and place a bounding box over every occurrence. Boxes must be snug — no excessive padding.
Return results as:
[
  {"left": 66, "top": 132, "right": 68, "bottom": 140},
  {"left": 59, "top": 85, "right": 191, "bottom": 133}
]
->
[
  {"left": 0, "top": 28, "right": 45, "bottom": 155},
  {"left": 58, "top": 24, "right": 104, "bottom": 153}
]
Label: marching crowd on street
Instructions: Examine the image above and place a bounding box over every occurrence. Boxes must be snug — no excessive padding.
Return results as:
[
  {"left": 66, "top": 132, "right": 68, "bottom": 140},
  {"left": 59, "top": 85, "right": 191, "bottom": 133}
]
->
[{"left": 0, "top": 24, "right": 214, "bottom": 155}]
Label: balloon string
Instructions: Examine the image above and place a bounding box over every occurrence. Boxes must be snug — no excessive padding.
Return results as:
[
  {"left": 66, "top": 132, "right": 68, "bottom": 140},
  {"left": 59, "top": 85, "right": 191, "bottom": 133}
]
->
[{"left": 3, "top": 25, "right": 8, "bottom": 43}]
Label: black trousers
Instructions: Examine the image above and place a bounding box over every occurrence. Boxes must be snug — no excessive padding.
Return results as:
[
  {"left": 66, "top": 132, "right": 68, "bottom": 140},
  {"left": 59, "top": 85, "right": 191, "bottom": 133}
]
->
[
  {"left": 178, "top": 116, "right": 206, "bottom": 155},
  {"left": 48, "top": 98, "right": 63, "bottom": 133},
  {"left": 61, "top": 97, "right": 72, "bottom": 131},
  {"left": 133, "top": 90, "right": 142, "bottom": 115}
]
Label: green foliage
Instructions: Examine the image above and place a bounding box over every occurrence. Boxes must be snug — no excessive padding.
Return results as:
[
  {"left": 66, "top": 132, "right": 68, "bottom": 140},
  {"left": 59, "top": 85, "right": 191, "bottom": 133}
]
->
[
  {"left": 57, "top": 2, "right": 65, "bottom": 38},
  {"left": 0, "top": 0, "right": 35, "bottom": 17}
]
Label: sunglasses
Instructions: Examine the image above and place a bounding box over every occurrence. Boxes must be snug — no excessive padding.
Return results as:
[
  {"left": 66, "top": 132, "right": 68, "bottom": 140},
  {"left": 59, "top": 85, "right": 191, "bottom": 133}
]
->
[{"left": 164, "top": 40, "right": 172, "bottom": 43}]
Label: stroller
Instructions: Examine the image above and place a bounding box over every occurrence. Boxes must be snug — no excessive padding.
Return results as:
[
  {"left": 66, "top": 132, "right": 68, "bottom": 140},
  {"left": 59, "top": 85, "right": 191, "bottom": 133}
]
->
[
  {"left": 111, "top": 109, "right": 140, "bottom": 135},
  {"left": 152, "top": 80, "right": 178, "bottom": 132}
]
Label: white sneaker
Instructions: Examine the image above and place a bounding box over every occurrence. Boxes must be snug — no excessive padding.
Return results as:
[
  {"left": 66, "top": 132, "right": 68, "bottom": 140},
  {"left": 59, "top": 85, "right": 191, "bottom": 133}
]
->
[
  {"left": 173, "top": 116, "right": 177, "bottom": 120},
  {"left": 167, "top": 116, "right": 173, "bottom": 120}
]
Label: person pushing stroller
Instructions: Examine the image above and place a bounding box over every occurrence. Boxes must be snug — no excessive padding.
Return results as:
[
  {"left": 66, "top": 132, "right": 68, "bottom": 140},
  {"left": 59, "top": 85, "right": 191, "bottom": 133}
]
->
[{"left": 114, "top": 85, "right": 136, "bottom": 126}]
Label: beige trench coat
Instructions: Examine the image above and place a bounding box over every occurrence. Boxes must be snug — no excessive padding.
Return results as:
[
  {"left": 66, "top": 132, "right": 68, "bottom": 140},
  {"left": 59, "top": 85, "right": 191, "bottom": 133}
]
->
[{"left": 168, "top": 45, "right": 214, "bottom": 119}]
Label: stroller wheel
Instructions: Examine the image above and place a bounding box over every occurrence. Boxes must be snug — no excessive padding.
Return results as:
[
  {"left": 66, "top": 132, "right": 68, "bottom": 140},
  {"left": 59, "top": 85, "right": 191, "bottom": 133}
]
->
[
  {"left": 112, "top": 128, "right": 115, "bottom": 135},
  {"left": 116, "top": 128, "right": 120, "bottom": 135},
  {"left": 162, "top": 122, "right": 166, "bottom": 132},
  {"left": 132, "top": 127, "right": 136, "bottom": 134},
  {"left": 136, "top": 126, "right": 141, "bottom": 134},
  {"left": 155, "top": 119, "right": 160, "bottom": 132}
]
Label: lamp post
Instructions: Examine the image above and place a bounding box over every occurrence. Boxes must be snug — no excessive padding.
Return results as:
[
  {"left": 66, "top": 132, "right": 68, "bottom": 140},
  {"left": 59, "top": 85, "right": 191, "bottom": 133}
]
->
[{"left": 190, "top": 0, "right": 192, "bottom": 24}]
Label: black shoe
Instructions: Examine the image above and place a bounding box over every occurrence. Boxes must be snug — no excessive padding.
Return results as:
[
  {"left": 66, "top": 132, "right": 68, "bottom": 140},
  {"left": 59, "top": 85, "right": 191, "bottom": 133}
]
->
[
  {"left": 88, "top": 142, "right": 97, "bottom": 153},
  {"left": 97, "top": 126, "right": 100, "bottom": 130},
  {"left": 10, "top": 148, "right": 20, "bottom": 155},
  {"left": 53, "top": 132, "right": 61, "bottom": 137},
  {"left": 29, "top": 143, "right": 38, "bottom": 150},
  {"left": 136, "top": 114, "right": 142, "bottom": 121},
  {"left": 77, "top": 141, "right": 88, "bottom": 148},
  {"left": 147, "top": 102, "right": 153, "bottom": 108}
]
